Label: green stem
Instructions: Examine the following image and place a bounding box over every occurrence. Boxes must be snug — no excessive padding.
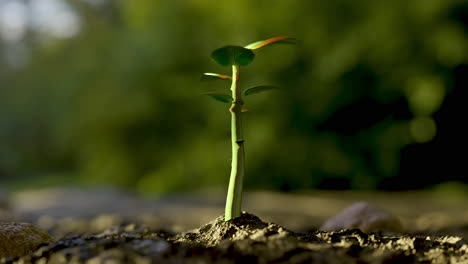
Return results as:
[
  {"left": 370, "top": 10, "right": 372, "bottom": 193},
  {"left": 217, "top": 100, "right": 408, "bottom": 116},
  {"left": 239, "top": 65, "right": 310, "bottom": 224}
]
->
[{"left": 225, "top": 65, "right": 245, "bottom": 221}]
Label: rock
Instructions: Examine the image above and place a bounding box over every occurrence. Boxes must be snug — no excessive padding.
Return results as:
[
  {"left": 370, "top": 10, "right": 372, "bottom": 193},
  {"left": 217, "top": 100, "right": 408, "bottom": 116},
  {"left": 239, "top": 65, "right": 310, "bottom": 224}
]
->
[
  {"left": 320, "top": 201, "right": 404, "bottom": 233},
  {"left": 0, "top": 222, "right": 55, "bottom": 258}
]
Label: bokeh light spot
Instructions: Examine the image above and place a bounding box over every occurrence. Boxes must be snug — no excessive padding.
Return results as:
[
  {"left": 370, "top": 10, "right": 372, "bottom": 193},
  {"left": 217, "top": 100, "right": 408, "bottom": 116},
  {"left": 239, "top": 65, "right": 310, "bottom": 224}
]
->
[
  {"left": 409, "top": 117, "right": 437, "bottom": 143},
  {"left": 0, "top": 0, "right": 28, "bottom": 42},
  {"left": 406, "top": 77, "right": 445, "bottom": 116},
  {"left": 30, "top": 0, "right": 81, "bottom": 39}
]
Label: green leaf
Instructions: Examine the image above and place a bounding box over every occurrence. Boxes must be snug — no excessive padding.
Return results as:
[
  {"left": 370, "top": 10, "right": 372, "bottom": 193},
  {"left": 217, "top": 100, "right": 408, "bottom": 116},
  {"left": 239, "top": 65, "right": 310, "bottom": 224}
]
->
[
  {"left": 244, "top": 85, "right": 280, "bottom": 96},
  {"left": 204, "top": 92, "right": 233, "bottom": 103},
  {"left": 211, "top": 45, "right": 255, "bottom": 66},
  {"left": 200, "top": 73, "right": 232, "bottom": 81},
  {"left": 244, "top": 36, "right": 296, "bottom": 50}
]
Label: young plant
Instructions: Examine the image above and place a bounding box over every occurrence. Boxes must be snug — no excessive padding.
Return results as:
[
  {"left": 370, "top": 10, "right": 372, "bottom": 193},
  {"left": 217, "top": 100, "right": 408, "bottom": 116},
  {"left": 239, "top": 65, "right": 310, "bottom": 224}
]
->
[{"left": 202, "top": 36, "right": 296, "bottom": 221}]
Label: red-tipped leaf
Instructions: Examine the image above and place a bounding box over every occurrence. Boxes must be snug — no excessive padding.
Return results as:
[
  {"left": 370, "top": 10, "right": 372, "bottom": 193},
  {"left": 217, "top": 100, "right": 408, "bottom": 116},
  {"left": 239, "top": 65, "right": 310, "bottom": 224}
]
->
[
  {"left": 244, "top": 36, "right": 296, "bottom": 50},
  {"left": 201, "top": 73, "right": 232, "bottom": 81}
]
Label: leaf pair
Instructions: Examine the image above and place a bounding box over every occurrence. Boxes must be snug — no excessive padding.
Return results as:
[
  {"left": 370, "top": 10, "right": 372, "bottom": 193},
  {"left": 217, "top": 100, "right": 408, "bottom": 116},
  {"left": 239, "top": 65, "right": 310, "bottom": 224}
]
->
[
  {"left": 204, "top": 85, "right": 279, "bottom": 104},
  {"left": 211, "top": 46, "right": 255, "bottom": 67},
  {"left": 202, "top": 36, "right": 295, "bottom": 104},
  {"left": 211, "top": 36, "right": 296, "bottom": 67}
]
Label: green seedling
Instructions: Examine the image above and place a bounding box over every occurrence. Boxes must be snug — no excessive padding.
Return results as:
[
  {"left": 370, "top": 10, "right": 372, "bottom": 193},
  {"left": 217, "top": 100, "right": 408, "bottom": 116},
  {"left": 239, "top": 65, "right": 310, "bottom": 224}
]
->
[{"left": 201, "top": 36, "right": 296, "bottom": 221}]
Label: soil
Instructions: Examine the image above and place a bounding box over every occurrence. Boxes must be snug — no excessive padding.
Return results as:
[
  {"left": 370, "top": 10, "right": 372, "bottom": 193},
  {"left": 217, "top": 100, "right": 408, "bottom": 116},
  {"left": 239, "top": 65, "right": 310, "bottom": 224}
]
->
[{"left": 2, "top": 213, "right": 467, "bottom": 264}]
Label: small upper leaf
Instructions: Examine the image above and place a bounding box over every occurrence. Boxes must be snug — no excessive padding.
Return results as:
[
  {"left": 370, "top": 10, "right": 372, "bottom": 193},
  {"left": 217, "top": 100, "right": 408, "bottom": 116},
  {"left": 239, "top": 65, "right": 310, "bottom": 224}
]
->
[
  {"left": 201, "top": 73, "right": 232, "bottom": 81},
  {"left": 244, "top": 85, "right": 280, "bottom": 96},
  {"left": 211, "top": 45, "right": 255, "bottom": 66},
  {"left": 204, "top": 92, "right": 233, "bottom": 103},
  {"left": 244, "top": 36, "right": 296, "bottom": 50}
]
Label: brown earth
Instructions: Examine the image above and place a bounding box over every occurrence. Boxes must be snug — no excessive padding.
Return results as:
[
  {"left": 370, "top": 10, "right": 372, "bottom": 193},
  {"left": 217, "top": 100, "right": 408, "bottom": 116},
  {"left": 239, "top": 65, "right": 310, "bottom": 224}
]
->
[
  {"left": 2, "top": 213, "right": 467, "bottom": 264},
  {"left": 1, "top": 188, "right": 468, "bottom": 263}
]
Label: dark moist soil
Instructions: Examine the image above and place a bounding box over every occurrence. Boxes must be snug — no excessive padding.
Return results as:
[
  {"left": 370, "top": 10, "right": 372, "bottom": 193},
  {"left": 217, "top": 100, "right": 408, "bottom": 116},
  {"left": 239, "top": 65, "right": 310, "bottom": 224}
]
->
[{"left": 3, "top": 213, "right": 468, "bottom": 264}]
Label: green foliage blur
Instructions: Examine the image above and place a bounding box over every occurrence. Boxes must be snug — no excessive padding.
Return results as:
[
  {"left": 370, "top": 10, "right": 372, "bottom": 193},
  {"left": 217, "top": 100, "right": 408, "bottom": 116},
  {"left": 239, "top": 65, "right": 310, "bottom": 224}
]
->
[{"left": 0, "top": 0, "right": 467, "bottom": 193}]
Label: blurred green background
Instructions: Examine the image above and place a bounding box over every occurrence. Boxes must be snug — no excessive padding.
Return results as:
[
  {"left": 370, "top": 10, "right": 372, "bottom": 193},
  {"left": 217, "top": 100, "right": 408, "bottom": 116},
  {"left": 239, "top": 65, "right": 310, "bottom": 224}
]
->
[{"left": 0, "top": 0, "right": 467, "bottom": 194}]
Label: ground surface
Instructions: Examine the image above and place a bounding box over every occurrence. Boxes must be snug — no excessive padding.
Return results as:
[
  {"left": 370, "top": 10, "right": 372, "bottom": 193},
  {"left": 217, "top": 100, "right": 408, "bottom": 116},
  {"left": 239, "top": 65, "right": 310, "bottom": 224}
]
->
[
  {"left": 3, "top": 213, "right": 468, "bottom": 264},
  {"left": 1, "top": 187, "right": 467, "bottom": 263}
]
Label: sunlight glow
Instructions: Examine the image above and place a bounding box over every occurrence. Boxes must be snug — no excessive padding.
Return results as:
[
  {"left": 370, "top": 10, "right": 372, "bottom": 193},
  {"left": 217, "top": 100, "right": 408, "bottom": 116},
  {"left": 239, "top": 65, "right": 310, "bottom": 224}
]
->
[
  {"left": 0, "top": 0, "right": 27, "bottom": 42},
  {"left": 0, "top": 0, "right": 81, "bottom": 42},
  {"left": 30, "top": 0, "right": 81, "bottom": 39}
]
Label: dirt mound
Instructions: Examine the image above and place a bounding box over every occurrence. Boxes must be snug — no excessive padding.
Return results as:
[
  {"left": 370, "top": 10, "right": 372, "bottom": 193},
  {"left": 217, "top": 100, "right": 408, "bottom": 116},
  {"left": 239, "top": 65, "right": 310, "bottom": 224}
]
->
[{"left": 172, "top": 212, "right": 289, "bottom": 246}]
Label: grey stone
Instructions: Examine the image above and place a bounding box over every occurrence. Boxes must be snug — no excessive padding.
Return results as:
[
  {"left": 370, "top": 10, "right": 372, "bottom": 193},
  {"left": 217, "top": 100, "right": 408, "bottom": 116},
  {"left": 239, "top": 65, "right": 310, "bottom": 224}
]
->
[{"left": 320, "top": 201, "right": 404, "bottom": 233}]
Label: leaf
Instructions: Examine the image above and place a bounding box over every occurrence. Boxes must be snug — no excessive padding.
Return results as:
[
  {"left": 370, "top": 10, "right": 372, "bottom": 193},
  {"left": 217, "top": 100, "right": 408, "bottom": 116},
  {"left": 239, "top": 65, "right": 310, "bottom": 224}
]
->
[
  {"left": 204, "top": 92, "right": 233, "bottom": 103},
  {"left": 211, "top": 45, "right": 255, "bottom": 66},
  {"left": 244, "top": 85, "right": 280, "bottom": 96},
  {"left": 200, "top": 73, "right": 232, "bottom": 81},
  {"left": 244, "top": 36, "right": 296, "bottom": 50}
]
